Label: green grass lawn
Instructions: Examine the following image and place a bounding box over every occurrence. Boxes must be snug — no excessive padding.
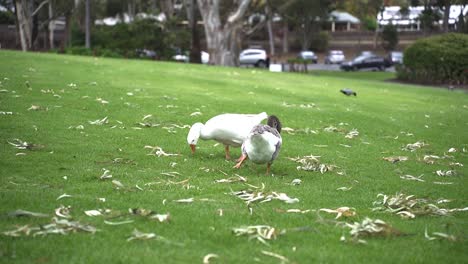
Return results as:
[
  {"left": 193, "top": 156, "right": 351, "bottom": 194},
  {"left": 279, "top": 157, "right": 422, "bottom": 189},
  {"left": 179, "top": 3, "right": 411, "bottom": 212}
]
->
[{"left": 0, "top": 50, "right": 467, "bottom": 263}]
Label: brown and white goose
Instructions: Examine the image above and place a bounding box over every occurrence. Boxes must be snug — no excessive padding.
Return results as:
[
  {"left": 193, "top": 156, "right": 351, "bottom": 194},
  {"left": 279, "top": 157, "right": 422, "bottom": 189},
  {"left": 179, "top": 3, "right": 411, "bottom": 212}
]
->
[
  {"left": 234, "top": 115, "right": 282, "bottom": 175},
  {"left": 187, "top": 112, "right": 268, "bottom": 160}
]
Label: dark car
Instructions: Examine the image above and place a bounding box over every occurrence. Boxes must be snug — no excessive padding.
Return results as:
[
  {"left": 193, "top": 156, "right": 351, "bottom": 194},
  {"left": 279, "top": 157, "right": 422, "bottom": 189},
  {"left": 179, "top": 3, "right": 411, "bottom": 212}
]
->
[{"left": 340, "top": 55, "right": 388, "bottom": 71}]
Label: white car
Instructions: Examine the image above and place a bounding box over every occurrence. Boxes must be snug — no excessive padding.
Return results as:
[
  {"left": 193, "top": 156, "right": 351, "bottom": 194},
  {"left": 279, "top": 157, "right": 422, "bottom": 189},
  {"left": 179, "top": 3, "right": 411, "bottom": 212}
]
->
[
  {"left": 324, "top": 50, "right": 345, "bottom": 64},
  {"left": 173, "top": 51, "right": 210, "bottom": 64},
  {"left": 239, "top": 49, "right": 269, "bottom": 68},
  {"left": 298, "top": 51, "right": 318, "bottom": 63}
]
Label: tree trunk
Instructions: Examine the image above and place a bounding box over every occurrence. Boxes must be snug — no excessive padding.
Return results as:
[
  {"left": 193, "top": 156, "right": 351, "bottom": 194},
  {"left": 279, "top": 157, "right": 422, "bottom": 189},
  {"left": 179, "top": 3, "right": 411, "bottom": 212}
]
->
[
  {"left": 161, "top": 0, "right": 174, "bottom": 19},
  {"left": 265, "top": 5, "right": 274, "bottom": 56},
  {"left": 60, "top": 10, "right": 72, "bottom": 52},
  {"left": 282, "top": 22, "right": 288, "bottom": 53},
  {"left": 197, "top": 0, "right": 251, "bottom": 66},
  {"left": 85, "top": 0, "right": 90, "bottom": 48},
  {"left": 185, "top": 0, "right": 201, "bottom": 63},
  {"left": 443, "top": 1, "right": 450, "bottom": 33},
  {"left": 48, "top": 1, "right": 55, "bottom": 49},
  {"left": 15, "top": 0, "right": 32, "bottom": 51}
]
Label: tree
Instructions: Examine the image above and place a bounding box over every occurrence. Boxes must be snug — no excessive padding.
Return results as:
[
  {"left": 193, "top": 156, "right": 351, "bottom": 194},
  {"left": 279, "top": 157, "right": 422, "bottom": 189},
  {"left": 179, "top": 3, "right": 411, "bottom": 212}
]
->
[
  {"left": 285, "top": 0, "right": 332, "bottom": 51},
  {"left": 381, "top": 23, "right": 398, "bottom": 50},
  {"left": 197, "top": 0, "right": 251, "bottom": 66},
  {"left": 13, "top": 0, "right": 49, "bottom": 51},
  {"left": 184, "top": 0, "right": 201, "bottom": 63},
  {"left": 85, "top": 0, "right": 90, "bottom": 48}
]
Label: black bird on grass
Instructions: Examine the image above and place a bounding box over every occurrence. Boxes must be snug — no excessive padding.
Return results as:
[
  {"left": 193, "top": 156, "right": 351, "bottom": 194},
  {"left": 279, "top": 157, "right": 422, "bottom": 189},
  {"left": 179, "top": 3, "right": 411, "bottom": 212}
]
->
[{"left": 340, "top": 88, "right": 357, "bottom": 96}]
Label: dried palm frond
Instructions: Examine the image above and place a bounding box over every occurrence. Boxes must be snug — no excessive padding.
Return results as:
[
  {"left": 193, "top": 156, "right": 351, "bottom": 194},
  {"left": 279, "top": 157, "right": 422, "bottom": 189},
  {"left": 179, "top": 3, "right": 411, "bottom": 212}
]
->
[
  {"left": 232, "top": 225, "right": 278, "bottom": 245},
  {"left": 288, "top": 155, "right": 336, "bottom": 173},
  {"left": 231, "top": 190, "right": 299, "bottom": 205},
  {"left": 402, "top": 141, "right": 428, "bottom": 152}
]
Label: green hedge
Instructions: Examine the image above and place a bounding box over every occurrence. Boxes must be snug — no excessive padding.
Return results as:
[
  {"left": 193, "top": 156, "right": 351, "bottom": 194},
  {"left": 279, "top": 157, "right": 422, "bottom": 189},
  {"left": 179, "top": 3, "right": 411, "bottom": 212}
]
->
[{"left": 397, "top": 33, "right": 468, "bottom": 85}]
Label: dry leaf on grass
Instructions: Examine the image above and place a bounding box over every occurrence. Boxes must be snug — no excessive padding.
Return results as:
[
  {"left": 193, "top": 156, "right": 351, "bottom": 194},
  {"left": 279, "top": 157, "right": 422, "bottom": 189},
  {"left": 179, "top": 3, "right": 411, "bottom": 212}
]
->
[
  {"left": 435, "top": 170, "right": 457, "bottom": 177},
  {"left": 402, "top": 141, "right": 428, "bottom": 152},
  {"left": 3, "top": 217, "right": 97, "bottom": 237},
  {"left": 345, "top": 129, "right": 359, "bottom": 139},
  {"left": 56, "top": 193, "right": 72, "bottom": 200},
  {"left": 261, "top": 250, "right": 289, "bottom": 263},
  {"left": 288, "top": 155, "right": 336, "bottom": 173},
  {"left": 145, "top": 146, "right": 180, "bottom": 157},
  {"left": 100, "top": 169, "right": 112, "bottom": 180},
  {"left": 127, "top": 229, "right": 156, "bottom": 241},
  {"left": 400, "top": 174, "right": 425, "bottom": 182},
  {"left": 7, "top": 209, "right": 49, "bottom": 218},
  {"left": 342, "top": 217, "right": 402, "bottom": 243},
  {"left": 372, "top": 193, "right": 467, "bottom": 218},
  {"left": 232, "top": 225, "right": 279, "bottom": 245},
  {"left": 425, "top": 227, "right": 457, "bottom": 241},
  {"left": 88, "top": 116, "right": 108, "bottom": 125},
  {"left": 7, "top": 139, "right": 42, "bottom": 150},
  {"left": 383, "top": 156, "right": 408, "bottom": 163},
  {"left": 215, "top": 175, "right": 247, "bottom": 183},
  {"left": 203, "top": 254, "right": 219, "bottom": 264},
  {"left": 231, "top": 190, "right": 299, "bottom": 205},
  {"left": 319, "top": 207, "right": 356, "bottom": 219}
]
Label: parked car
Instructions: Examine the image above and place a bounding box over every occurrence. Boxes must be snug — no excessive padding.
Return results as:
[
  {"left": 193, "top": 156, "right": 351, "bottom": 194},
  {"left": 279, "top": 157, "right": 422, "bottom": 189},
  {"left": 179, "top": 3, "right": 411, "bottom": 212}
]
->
[
  {"left": 172, "top": 51, "right": 210, "bottom": 64},
  {"left": 358, "top": 50, "right": 375, "bottom": 57},
  {"left": 135, "top": 49, "right": 156, "bottom": 59},
  {"left": 298, "top": 51, "right": 318, "bottom": 63},
  {"left": 239, "top": 48, "right": 269, "bottom": 68},
  {"left": 340, "top": 54, "right": 388, "bottom": 71},
  {"left": 386, "top": 51, "right": 403, "bottom": 65},
  {"left": 324, "top": 50, "right": 345, "bottom": 64}
]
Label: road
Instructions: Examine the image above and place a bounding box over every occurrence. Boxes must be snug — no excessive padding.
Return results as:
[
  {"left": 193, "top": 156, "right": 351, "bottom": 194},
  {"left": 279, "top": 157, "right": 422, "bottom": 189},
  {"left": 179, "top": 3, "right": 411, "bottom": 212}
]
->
[{"left": 277, "top": 63, "right": 396, "bottom": 73}]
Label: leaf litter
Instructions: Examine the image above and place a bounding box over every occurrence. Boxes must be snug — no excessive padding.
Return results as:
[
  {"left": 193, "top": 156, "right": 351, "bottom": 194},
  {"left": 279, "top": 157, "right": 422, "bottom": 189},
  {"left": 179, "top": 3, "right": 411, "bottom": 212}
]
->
[
  {"left": 3, "top": 217, "right": 97, "bottom": 237},
  {"left": 288, "top": 155, "right": 336, "bottom": 173},
  {"left": 341, "top": 218, "right": 403, "bottom": 244},
  {"left": 319, "top": 207, "right": 356, "bottom": 219},
  {"left": 383, "top": 156, "right": 408, "bottom": 163},
  {"left": 7, "top": 209, "right": 49, "bottom": 218},
  {"left": 402, "top": 141, "right": 428, "bottom": 152},
  {"left": 232, "top": 225, "right": 280, "bottom": 245},
  {"left": 231, "top": 190, "right": 299, "bottom": 205},
  {"left": 145, "top": 146, "right": 180, "bottom": 157},
  {"left": 7, "top": 138, "right": 43, "bottom": 150},
  {"left": 372, "top": 193, "right": 468, "bottom": 218}
]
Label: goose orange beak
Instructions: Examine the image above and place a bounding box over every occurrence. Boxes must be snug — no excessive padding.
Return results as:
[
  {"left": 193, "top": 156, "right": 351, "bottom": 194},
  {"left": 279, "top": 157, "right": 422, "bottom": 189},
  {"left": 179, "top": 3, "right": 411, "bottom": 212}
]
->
[{"left": 190, "top": 144, "right": 196, "bottom": 154}]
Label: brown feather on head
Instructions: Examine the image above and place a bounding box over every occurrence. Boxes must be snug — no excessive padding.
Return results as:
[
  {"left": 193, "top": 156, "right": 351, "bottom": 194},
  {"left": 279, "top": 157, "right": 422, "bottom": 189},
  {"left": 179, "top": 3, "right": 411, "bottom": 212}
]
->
[{"left": 267, "top": 115, "right": 281, "bottom": 133}]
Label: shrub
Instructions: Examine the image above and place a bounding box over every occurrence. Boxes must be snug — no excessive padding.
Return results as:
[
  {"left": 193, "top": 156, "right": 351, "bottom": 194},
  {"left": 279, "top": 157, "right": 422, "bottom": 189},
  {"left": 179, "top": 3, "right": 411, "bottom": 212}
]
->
[
  {"left": 310, "top": 31, "right": 329, "bottom": 52},
  {"left": 397, "top": 33, "right": 468, "bottom": 85},
  {"left": 381, "top": 24, "right": 398, "bottom": 51}
]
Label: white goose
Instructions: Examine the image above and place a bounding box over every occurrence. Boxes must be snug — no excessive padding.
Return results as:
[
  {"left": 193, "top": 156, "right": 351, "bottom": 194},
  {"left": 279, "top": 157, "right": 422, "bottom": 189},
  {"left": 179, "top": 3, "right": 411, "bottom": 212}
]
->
[
  {"left": 234, "top": 115, "right": 282, "bottom": 175},
  {"left": 187, "top": 112, "right": 268, "bottom": 159}
]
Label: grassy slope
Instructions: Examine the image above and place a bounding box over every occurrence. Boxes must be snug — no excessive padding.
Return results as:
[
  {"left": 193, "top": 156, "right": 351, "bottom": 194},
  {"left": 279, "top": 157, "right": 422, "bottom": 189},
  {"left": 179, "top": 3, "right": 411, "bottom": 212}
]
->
[{"left": 0, "top": 50, "right": 467, "bottom": 263}]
